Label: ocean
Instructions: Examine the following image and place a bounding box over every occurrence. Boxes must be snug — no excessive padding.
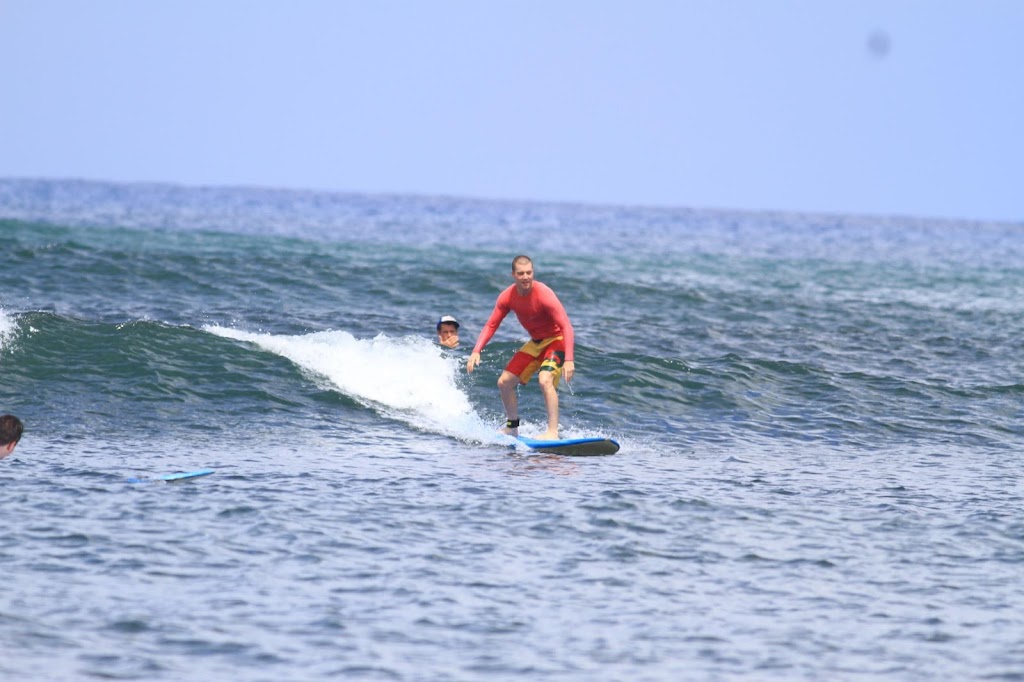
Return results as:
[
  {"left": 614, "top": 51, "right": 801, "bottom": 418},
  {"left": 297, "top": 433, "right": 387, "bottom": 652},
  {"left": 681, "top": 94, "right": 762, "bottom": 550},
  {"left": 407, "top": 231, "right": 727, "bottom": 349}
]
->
[{"left": 1, "top": 178, "right": 1021, "bottom": 681}]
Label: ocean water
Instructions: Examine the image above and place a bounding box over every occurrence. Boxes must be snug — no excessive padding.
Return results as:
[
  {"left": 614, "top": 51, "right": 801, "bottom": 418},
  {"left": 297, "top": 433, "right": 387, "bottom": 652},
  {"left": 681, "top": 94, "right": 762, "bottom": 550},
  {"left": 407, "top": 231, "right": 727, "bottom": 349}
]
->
[{"left": 1, "top": 178, "right": 1022, "bottom": 681}]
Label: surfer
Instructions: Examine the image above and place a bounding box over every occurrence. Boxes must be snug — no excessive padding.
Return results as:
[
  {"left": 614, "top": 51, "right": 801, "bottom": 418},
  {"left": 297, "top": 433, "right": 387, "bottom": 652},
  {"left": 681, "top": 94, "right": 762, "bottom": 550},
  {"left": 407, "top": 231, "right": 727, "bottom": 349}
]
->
[
  {"left": 466, "top": 255, "right": 575, "bottom": 441},
  {"left": 436, "top": 314, "right": 460, "bottom": 348},
  {"left": 0, "top": 414, "right": 24, "bottom": 460}
]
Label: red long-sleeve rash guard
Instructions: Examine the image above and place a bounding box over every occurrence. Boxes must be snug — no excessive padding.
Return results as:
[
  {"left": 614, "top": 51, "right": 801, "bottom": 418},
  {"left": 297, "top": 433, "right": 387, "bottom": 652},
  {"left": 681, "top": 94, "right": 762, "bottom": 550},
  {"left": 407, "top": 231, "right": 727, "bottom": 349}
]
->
[{"left": 472, "top": 281, "right": 575, "bottom": 362}]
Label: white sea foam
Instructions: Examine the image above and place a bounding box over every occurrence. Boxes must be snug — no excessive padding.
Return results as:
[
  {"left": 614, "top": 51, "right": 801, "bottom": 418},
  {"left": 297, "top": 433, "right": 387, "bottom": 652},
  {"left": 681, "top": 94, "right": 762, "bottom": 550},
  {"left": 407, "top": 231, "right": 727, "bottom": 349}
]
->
[
  {"left": 0, "top": 308, "right": 16, "bottom": 355},
  {"left": 204, "top": 325, "right": 512, "bottom": 446}
]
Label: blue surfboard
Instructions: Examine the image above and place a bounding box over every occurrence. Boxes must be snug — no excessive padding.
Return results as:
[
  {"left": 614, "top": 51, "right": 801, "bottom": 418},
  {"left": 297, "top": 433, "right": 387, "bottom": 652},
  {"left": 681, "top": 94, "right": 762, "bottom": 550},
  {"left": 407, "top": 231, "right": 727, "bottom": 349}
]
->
[
  {"left": 516, "top": 436, "right": 620, "bottom": 456},
  {"left": 126, "top": 469, "right": 215, "bottom": 484}
]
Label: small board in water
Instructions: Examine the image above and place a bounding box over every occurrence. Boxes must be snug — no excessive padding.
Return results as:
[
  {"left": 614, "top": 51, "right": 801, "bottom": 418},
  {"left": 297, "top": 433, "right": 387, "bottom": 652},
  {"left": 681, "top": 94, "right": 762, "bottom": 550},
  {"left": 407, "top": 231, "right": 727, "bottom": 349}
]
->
[
  {"left": 516, "top": 436, "right": 620, "bottom": 457},
  {"left": 126, "top": 469, "right": 215, "bottom": 484}
]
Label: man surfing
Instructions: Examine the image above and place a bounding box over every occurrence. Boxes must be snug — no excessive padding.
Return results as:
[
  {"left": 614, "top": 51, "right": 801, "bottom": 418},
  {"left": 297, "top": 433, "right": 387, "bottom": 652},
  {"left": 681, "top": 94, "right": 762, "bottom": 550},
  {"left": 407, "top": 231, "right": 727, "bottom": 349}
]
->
[{"left": 466, "top": 255, "right": 575, "bottom": 441}]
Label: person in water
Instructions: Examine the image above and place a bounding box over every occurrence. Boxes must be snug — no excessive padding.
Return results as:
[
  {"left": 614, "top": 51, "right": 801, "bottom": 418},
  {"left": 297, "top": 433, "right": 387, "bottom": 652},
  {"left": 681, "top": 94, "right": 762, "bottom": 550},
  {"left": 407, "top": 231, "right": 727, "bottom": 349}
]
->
[
  {"left": 436, "top": 315, "right": 460, "bottom": 348},
  {"left": 466, "top": 255, "right": 575, "bottom": 441},
  {"left": 0, "top": 414, "right": 24, "bottom": 460}
]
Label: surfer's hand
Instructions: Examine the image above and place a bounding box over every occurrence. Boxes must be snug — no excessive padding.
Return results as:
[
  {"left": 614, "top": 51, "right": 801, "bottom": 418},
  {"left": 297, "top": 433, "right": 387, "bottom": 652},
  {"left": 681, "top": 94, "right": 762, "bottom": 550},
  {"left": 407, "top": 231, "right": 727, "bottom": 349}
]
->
[
  {"left": 563, "top": 360, "right": 575, "bottom": 383},
  {"left": 467, "top": 352, "right": 481, "bottom": 373},
  {"left": 439, "top": 334, "right": 459, "bottom": 348}
]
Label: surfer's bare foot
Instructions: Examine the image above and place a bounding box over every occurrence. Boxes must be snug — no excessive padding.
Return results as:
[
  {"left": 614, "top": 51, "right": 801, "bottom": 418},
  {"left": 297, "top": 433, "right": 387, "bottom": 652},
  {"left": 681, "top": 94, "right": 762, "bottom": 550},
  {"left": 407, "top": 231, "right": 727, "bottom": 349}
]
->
[{"left": 537, "top": 431, "right": 560, "bottom": 441}]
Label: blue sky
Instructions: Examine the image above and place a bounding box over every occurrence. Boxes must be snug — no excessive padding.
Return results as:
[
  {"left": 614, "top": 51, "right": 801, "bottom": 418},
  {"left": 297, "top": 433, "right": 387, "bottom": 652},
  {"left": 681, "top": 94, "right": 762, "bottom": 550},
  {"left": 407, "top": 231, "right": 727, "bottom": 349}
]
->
[{"left": 1, "top": 1, "right": 1021, "bottom": 222}]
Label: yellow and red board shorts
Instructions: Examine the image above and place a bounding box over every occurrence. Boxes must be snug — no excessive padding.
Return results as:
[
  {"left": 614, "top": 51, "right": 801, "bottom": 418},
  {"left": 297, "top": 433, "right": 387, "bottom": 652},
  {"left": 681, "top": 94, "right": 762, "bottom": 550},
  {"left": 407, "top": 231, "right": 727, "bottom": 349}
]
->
[{"left": 505, "top": 336, "right": 566, "bottom": 386}]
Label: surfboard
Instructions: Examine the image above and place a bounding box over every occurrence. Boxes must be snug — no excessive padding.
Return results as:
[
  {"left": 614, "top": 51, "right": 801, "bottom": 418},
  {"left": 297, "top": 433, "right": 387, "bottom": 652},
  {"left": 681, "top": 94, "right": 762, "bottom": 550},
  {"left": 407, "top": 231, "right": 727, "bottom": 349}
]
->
[
  {"left": 126, "top": 469, "right": 215, "bottom": 484},
  {"left": 516, "top": 436, "right": 620, "bottom": 456}
]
